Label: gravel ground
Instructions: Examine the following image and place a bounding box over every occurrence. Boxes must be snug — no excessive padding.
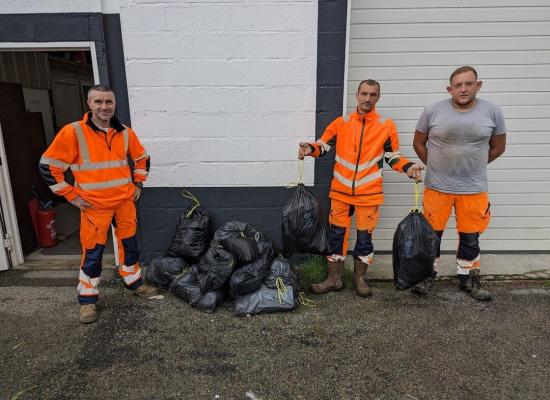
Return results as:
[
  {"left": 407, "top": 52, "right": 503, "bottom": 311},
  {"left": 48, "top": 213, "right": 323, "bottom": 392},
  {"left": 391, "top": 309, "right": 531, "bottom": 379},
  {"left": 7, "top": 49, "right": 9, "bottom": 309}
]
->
[{"left": 1, "top": 269, "right": 549, "bottom": 400}]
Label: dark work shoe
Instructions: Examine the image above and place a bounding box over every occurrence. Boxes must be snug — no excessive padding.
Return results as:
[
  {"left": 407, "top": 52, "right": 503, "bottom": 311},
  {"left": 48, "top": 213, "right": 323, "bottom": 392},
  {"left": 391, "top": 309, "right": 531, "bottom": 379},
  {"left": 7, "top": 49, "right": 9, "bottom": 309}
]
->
[
  {"left": 411, "top": 277, "right": 433, "bottom": 296},
  {"left": 459, "top": 271, "right": 492, "bottom": 301}
]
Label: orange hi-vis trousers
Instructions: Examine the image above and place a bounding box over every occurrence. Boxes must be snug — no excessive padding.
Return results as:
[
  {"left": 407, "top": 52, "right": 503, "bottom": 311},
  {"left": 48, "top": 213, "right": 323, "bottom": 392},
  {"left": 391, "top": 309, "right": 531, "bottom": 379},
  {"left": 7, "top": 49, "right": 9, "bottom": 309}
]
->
[
  {"left": 327, "top": 198, "right": 380, "bottom": 264},
  {"left": 77, "top": 198, "right": 143, "bottom": 304},
  {"left": 422, "top": 188, "right": 491, "bottom": 275}
]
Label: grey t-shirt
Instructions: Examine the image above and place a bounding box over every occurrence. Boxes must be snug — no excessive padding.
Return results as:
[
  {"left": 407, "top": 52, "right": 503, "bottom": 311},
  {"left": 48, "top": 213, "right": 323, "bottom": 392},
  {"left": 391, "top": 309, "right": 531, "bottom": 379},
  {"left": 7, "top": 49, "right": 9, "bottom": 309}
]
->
[{"left": 415, "top": 98, "right": 506, "bottom": 194}]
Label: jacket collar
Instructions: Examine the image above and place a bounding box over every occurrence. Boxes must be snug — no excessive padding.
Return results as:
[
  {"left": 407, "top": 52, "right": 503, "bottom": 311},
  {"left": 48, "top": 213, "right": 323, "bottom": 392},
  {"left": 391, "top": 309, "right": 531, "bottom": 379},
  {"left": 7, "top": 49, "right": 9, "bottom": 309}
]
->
[
  {"left": 352, "top": 107, "right": 379, "bottom": 122},
  {"left": 83, "top": 112, "right": 125, "bottom": 133}
]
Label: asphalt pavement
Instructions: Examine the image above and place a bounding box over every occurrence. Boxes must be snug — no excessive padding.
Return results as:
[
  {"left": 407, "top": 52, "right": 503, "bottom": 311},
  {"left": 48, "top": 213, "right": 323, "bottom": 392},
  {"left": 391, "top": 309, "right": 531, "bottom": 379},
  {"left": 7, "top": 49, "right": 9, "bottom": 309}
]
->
[{"left": 1, "top": 265, "right": 549, "bottom": 400}]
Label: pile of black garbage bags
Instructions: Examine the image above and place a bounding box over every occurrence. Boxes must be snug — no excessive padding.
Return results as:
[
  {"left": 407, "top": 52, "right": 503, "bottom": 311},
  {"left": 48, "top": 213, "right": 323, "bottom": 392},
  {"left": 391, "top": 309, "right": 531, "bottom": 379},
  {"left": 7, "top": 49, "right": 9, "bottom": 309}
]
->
[{"left": 145, "top": 204, "right": 297, "bottom": 315}]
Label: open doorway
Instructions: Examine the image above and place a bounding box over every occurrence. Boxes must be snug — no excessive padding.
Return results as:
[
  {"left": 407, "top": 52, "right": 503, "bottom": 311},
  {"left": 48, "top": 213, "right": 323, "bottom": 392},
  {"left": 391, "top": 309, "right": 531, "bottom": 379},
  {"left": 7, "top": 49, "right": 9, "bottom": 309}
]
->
[{"left": 0, "top": 48, "right": 115, "bottom": 266}]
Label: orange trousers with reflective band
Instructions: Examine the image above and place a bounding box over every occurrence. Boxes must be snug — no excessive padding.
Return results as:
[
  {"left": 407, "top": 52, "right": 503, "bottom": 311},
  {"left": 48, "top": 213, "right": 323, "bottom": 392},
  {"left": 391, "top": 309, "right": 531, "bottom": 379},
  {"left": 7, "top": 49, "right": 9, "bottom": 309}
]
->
[
  {"left": 422, "top": 188, "right": 491, "bottom": 274},
  {"left": 328, "top": 198, "right": 380, "bottom": 263},
  {"left": 78, "top": 198, "right": 142, "bottom": 304}
]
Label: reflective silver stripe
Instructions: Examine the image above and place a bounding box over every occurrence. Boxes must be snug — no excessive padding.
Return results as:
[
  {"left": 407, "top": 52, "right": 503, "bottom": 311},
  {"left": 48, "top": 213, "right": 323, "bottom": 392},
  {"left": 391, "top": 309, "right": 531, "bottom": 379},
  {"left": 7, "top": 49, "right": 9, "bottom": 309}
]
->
[
  {"left": 335, "top": 152, "right": 384, "bottom": 172},
  {"left": 77, "top": 177, "right": 132, "bottom": 190},
  {"left": 40, "top": 156, "right": 69, "bottom": 170},
  {"left": 333, "top": 171, "right": 353, "bottom": 187},
  {"left": 50, "top": 181, "right": 69, "bottom": 192},
  {"left": 123, "top": 127, "right": 129, "bottom": 154},
  {"left": 134, "top": 169, "right": 148, "bottom": 176},
  {"left": 316, "top": 140, "right": 331, "bottom": 153},
  {"left": 384, "top": 151, "right": 401, "bottom": 162},
  {"left": 333, "top": 170, "right": 382, "bottom": 188},
  {"left": 335, "top": 155, "right": 355, "bottom": 171},
  {"left": 134, "top": 152, "right": 149, "bottom": 162},
  {"left": 71, "top": 122, "right": 91, "bottom": 165},
  {"left": 355, "top": 170, "right": 383, "bottom": 187},
  {"left": 358, "top": 153, "right": 384, "bottom": 171},
  {"left": 70, "top": 159, "right": 128, "bottom": 171}
]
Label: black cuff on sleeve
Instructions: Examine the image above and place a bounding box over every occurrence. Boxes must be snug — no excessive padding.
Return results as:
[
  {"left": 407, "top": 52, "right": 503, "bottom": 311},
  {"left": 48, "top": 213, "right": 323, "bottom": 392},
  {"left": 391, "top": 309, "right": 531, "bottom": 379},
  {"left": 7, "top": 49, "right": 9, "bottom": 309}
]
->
[{"left": 402, "top": 162, "right": 414, "bottom": 173}]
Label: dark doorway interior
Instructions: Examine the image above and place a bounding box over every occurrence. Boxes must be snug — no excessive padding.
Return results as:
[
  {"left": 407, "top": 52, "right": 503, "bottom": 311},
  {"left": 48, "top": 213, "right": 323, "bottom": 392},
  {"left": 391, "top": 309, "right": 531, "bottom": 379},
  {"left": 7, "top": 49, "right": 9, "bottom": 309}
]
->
[{"left": 0, "top": 50, "right": 114, "bottom": 260}]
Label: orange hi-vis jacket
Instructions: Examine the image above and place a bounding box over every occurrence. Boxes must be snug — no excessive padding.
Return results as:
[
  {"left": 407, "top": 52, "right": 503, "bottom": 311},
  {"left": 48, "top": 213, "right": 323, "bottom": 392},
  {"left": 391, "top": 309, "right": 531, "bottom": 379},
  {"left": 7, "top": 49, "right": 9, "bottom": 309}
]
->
[
  {"left": 40, "top": 113, "right": 149, "bottom": 209},
  {"left": 309, "top": 108, "right": 413, "bottom": 206}
]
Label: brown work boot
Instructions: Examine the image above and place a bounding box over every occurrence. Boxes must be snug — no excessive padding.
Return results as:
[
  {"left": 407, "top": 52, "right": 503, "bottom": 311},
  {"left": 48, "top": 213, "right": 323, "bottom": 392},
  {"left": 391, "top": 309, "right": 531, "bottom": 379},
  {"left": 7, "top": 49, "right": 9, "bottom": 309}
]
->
[
  {"left": 310, "top": 260, "right": 344, "bottom": 294},
  {"left": 79, "top": 304, "right": 98, "bottom": 324},
  {"left": 459, "top": 270, "right": 492, "bottom": 301},
  {"left": 130, "top": 283, "right": 158, "bottom": 297},
  {"left": 353, "top": 258, "right": 372, "bottom": 297}
]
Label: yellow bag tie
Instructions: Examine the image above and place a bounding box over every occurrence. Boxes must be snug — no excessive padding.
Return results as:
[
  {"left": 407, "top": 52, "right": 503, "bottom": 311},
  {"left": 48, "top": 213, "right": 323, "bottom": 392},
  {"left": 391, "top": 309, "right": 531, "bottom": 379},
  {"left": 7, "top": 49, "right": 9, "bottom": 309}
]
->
[
  {"left": 275, "top": 277, "right": 288, "bottom": 304},
  {"left": 286, "top": 159, "right": 305, "bottom": 188},
  {"left": 181, "top": 190, "right": 201, "bottom": 217},
  {"left": 411, "top": 181, "right": 421, "bottom": 212},
  {"left": 298, "top": 291, "right": 315, "bottom": 307}
]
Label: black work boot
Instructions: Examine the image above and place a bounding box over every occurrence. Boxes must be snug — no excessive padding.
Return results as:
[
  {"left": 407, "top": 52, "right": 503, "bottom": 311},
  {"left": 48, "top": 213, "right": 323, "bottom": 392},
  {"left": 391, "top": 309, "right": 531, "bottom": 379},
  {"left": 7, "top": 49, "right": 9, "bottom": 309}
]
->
[
  {"left": 459, "top": 270, "right": 492, "bottom": 301},
  {"left": 411, "top": 276, "right": 434, "bottom": 296},
  {"left": 310, "top": 260, "right": 344, "bottom": 294}
]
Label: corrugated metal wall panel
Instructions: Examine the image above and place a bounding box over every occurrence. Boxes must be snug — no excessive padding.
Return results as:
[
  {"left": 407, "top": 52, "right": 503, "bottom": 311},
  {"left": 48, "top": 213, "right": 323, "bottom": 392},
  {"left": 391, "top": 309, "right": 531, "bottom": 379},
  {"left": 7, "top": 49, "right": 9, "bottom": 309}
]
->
[{"left": 346, "top": 0, "right": 550, "bottom": 251}]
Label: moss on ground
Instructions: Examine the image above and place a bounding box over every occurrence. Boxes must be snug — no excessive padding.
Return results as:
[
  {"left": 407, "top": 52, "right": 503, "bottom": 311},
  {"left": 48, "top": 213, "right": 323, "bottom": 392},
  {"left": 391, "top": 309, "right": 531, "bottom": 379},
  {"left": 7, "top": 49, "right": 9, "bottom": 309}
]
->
[{"left": 295, "top": 255, "right": 353, "bottom": 292}]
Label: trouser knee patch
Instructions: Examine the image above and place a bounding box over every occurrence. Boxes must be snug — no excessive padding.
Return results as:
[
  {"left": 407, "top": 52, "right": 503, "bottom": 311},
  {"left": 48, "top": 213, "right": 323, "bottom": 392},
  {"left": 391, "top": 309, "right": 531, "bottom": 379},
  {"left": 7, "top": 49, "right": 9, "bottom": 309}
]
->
[
  {"left": 122, "top": 235, "right": 140, "bottom": 266},
  {"left": 82, "top": 244, "right": 105, "bottom": 278},
  {"left": 354, "top": 230, "right": 373, "bottom": 257},
  {"left": 458, "top": 232, "right": 480, "bottom": 261},
  {"left": 329, "top": 225, "right": 346, "bottom": 255}
]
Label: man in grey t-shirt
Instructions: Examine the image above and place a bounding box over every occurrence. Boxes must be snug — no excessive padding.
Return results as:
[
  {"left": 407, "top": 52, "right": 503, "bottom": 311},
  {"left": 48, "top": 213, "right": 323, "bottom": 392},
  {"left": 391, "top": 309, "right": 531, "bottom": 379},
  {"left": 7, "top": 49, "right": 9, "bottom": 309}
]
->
[{"left": 412, "top": 66, "right": 506, "bottom": 301}]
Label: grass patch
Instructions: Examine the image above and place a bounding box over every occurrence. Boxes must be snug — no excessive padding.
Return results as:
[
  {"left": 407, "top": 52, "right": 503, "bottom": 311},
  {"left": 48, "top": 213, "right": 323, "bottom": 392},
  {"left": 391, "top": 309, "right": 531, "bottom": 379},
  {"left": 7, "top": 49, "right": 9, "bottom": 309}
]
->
[
  {"left": 11, "top": 386, "right": 37, "bottom": 400},
  {"left": 295, "top": 255, "right": 353, "bottom": 292}
]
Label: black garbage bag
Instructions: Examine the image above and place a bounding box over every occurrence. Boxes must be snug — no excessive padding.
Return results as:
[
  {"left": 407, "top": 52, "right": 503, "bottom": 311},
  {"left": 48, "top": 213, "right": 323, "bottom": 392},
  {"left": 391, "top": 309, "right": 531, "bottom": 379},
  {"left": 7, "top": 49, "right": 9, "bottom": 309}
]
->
[
  {"left": 169, "top": 266, "right": 202, "bottom": 305},
  {"left": 282, "top": 183, "right": 330, "bottom": 255},
  {"left": 145, "top": 256, "right": 185, "bottom": 288},
  {"left": 214, "top": 221, "right": 275, "bottom": 260},
  {"left": 196, "top": 244, "right": 235, "bottom": 292},
  {"left": 220, "top": 237, "right": 260, "bottom": 267},
  {"left": 195, "top": 288, "right": 228, "bottom": 314},
  {"left": 264, "top": 257, "right": 297, "bottom": 289},
  {"left": 166, "top": 204, "right": 210, "bottom": 262},
  {"left": 229, "top": 257, "right": 271, "bottom": 296},
  {"left": 234, "top": 285, "right": 295, "bottom": 316},
  {"left": 392, "top": 210, "right": 439, "bottom": 290}
]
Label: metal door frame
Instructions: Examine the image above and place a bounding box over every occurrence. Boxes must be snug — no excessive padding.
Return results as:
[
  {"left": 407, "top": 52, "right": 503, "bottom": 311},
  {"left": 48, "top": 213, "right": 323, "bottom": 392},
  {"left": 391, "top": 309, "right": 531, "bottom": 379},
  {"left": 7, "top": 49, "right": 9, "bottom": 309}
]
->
[{"left": 0, "top": 124, "right": 22, "bottom": 268}]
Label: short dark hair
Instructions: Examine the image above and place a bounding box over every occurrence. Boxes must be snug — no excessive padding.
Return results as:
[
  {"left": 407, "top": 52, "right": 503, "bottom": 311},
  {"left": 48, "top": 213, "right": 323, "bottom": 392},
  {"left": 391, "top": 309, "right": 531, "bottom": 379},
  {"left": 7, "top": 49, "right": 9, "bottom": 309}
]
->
[
  {"left": 87, "top": 84, "right": 115, "bottom": 99},
  {"left": 357, "top": 79, "right": 381, "bottom": 96},
  {"left": 450, "top": 66, "right": 478, "bottom": 83}
]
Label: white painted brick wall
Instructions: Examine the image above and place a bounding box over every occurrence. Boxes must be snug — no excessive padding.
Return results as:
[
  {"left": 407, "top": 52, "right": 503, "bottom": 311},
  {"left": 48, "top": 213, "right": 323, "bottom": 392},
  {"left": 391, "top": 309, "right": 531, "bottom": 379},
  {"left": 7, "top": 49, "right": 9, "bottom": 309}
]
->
[
  {"left": 0, "top": 0, "right": 102, "bottom": 13},
  {"left": 120, "top": 1, "right": 318, "bottom": 187}
]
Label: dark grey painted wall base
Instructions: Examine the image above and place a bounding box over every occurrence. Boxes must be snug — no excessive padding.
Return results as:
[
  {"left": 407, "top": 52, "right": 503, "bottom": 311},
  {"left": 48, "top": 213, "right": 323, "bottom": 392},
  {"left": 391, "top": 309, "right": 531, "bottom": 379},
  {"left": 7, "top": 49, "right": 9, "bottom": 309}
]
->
[{"left": 137, "top": 186, "right": 331, "bottom": 263}]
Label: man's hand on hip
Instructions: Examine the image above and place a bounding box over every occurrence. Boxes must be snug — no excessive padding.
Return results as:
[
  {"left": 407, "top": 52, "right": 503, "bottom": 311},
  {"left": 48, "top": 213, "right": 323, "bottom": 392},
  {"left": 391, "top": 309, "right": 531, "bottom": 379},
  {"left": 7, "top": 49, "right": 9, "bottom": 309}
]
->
[
  {"left": 133, "top": 185, "right": 142, "bottom": 201},
  {"left": 406, "top": 163, "right": 425, "bottom": 182},
  {"left": 70, "top": 196, "right": 92, "bottom": 210}
]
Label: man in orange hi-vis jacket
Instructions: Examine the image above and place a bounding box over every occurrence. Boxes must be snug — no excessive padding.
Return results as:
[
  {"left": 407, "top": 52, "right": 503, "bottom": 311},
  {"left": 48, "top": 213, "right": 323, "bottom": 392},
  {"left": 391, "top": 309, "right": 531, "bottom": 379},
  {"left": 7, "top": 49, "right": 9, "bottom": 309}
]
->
[
  {"left": 39, "top": 85, "right": 157, "bottom": 323},
  {"left": 299, "top": 79, "right": 423, "bottom": 297}
]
